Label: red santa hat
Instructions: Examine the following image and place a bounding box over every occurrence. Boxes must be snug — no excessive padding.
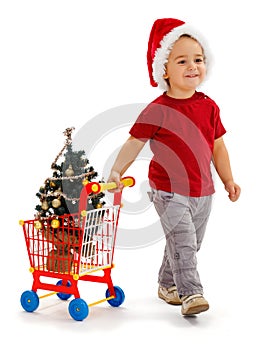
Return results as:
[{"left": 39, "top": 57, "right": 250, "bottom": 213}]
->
[{"left": 147, "top": 18, "right": 210, "bottom": 91}]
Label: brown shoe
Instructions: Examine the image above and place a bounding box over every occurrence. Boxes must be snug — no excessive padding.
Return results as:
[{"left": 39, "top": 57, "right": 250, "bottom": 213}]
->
[
  {"left": 181, "top": 294, "right": 209, "bottom": 316},
  {"left": 158, "top": 285, "right": 182, "bottom": 305}
]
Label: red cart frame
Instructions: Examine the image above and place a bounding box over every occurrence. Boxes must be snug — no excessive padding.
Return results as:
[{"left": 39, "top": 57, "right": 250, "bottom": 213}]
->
[{"left": 19, "top": 177, "right": 135, "bottom": 321}]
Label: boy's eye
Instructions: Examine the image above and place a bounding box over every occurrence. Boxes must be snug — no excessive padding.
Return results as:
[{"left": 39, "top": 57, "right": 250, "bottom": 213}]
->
[
  {"left": 195, "top": 58, "right": 204, "bottom": 63},
  {"left": 177, "top": 58, "right": 204, "bottom": 65}
]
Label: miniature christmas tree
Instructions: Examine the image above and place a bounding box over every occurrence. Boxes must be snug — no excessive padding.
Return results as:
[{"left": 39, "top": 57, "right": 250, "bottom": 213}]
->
[
  {"left": 35, "top": 127, "right": 105, "bottom": 219},
  {"left": 33, "top": 127, "right": 105, "bottom": 273}
]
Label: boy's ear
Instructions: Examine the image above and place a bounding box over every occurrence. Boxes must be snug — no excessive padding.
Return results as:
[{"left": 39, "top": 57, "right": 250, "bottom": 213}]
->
[{"left": 163, "top": 65, "right": 168, "bottom": 79}]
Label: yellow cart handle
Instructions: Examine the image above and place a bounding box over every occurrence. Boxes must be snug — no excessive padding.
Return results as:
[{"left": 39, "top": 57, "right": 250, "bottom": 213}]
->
[{"left": 90, "top": 176, "right": 135, "bottom": 194}]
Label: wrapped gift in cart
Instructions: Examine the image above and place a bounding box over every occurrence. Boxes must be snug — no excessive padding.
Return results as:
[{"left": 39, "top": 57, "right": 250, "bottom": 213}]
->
[{"left": 19, "top": 176, "right": 135, "bottom": 321}]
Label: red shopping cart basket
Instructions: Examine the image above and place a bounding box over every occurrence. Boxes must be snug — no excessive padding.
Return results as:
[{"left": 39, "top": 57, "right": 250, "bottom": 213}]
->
[{"left": 19, "top": 176, "right": 135, "bottom": 321}]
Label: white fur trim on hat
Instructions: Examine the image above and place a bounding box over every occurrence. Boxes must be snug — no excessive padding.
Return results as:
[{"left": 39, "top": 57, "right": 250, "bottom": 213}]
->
[{"left": 152, "top": 24, "right": 212, "bottom": 91}]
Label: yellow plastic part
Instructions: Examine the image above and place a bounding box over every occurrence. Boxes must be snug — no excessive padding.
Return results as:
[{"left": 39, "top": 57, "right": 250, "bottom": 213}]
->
[
  {"left": 88, "top": 295, "right": 115, "bottom": 308},
  {"left": 93, "top": 177, "right": 135, "bottom": 194},
  {"left": 121, "top": 177, "right": 135, "bottom": 188},
  {"left": 39, "top": 291, "right": 57, "bottom": 299},
  {"left": 73, "top": 274, "right": 79, "bottom": 280},
  {"left": 91, "top": 183, "right": 100, "bottom": 193},
  {"left": 19, "top": 220, "right": 24, "bottom": 226}
]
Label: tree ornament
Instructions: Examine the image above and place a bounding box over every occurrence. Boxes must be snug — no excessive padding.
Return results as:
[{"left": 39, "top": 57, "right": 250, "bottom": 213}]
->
[
  {"left": 49, "top": 181, "right": 57, "bottom": 188},
  {"left": 34, "top": 220, "right": 42, "bottom": 230},
  {"left": 65, "top": 164, "right": 74, "bottom": 177},
  {"left": 82, "top": 179, "right": 89, "bottom": 186},
  {"left": 52, "top": 198, "right": 61, "bottom": 208},
  {"left": 51, "top": 219, "right": 60, "bottom": 229},
  {"left": 41, "top": 200, "right": 49, "bottom": 211}
]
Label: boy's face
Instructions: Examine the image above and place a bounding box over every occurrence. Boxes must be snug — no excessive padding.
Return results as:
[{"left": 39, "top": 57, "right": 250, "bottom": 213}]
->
[{"left": 164, "top": 36, "right": 206, "bottom": 95}]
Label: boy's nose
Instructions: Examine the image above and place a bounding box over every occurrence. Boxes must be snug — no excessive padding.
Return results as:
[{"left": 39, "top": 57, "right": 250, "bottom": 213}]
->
[{"left": 187, "top": 62, "right": 196, "bottom": 70}]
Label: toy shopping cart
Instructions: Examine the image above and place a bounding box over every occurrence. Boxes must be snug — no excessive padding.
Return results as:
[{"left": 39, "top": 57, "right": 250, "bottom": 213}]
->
[{"left": 19, "top": 177, "right": 135, "bottom": 321}]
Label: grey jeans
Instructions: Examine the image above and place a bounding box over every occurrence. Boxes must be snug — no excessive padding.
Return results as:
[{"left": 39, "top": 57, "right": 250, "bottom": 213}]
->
[{"left": 150, "top": 189, "right": 212, "bottom": 297}]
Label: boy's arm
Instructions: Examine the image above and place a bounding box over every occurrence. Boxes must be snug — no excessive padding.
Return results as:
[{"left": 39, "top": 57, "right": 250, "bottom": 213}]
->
[
  {"left": 212, "top": 137, "right": 241, "bottom": 202},
  {"left": 108, "top": 135, "right": 146, "bottom": 190}
]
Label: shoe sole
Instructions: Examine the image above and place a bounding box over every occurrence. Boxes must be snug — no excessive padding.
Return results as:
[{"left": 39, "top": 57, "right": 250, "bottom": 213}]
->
[
  {"left": 182, "top": 303, "right": 209, "bottom": 316},
  {"left": 158, "top": 291, "right": 182, "bottom": 305}
]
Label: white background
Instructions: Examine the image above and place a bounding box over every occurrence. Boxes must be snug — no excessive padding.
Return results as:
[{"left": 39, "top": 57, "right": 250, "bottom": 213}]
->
[{"left": 1, "top": 0, "right": 279, "bottom": 348}]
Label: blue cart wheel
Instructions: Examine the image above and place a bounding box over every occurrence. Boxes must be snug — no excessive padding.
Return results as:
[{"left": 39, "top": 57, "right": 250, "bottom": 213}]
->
[
  {"left": 20, "top": 290, "right": 39, "bottom": 312},
  {"left": 68, "top": 298, "right": 89, "bottom": 321},
  {"left": 56, "top": 280, "right": 72, "bottom": 300},
  {"left": 106, "top": 286, "right": 125, "bottom": 307}
]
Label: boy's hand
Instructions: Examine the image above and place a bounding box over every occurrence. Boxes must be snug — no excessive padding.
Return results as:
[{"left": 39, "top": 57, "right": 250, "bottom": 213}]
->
[
  {"left": 107, "top": 170, "right": 124, "bottom": 193},
  {"left": 224, "top": 181, "right": 241, "bottom": 202}
]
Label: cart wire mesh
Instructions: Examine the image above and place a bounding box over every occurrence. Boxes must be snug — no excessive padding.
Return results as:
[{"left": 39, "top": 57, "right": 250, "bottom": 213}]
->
[{"left": 21, "top": 205, "right": 120, "bottom": 277}]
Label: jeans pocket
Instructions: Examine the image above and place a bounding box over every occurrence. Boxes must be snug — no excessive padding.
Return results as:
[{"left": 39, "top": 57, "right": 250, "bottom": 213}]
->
[{"left": 156, "top": 189, "right": 174, "bottom": 201}]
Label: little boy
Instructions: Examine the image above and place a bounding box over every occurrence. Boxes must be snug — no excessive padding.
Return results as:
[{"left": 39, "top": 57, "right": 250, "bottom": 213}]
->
[{"left": 108, "top": 18, "right": 240, "bottom": 316}]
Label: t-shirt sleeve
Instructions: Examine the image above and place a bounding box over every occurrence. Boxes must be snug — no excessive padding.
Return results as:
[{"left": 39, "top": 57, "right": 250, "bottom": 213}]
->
[
  {"left": 214, "top": 104, "right": 226, "bottom": 139},
  {"left": 129, "top": 103, "right": 162, "bottom": 142}
]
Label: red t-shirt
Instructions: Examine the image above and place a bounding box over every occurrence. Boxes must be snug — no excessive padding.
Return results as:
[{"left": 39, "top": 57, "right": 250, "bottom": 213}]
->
[{"left": 129, "top": 91, "right": 226, "bottom": 197}]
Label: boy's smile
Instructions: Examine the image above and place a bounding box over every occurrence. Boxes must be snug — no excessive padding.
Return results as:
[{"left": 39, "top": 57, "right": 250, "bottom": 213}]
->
[{"left": 185, "top": 73, "right": 199, "bottom": 78}]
